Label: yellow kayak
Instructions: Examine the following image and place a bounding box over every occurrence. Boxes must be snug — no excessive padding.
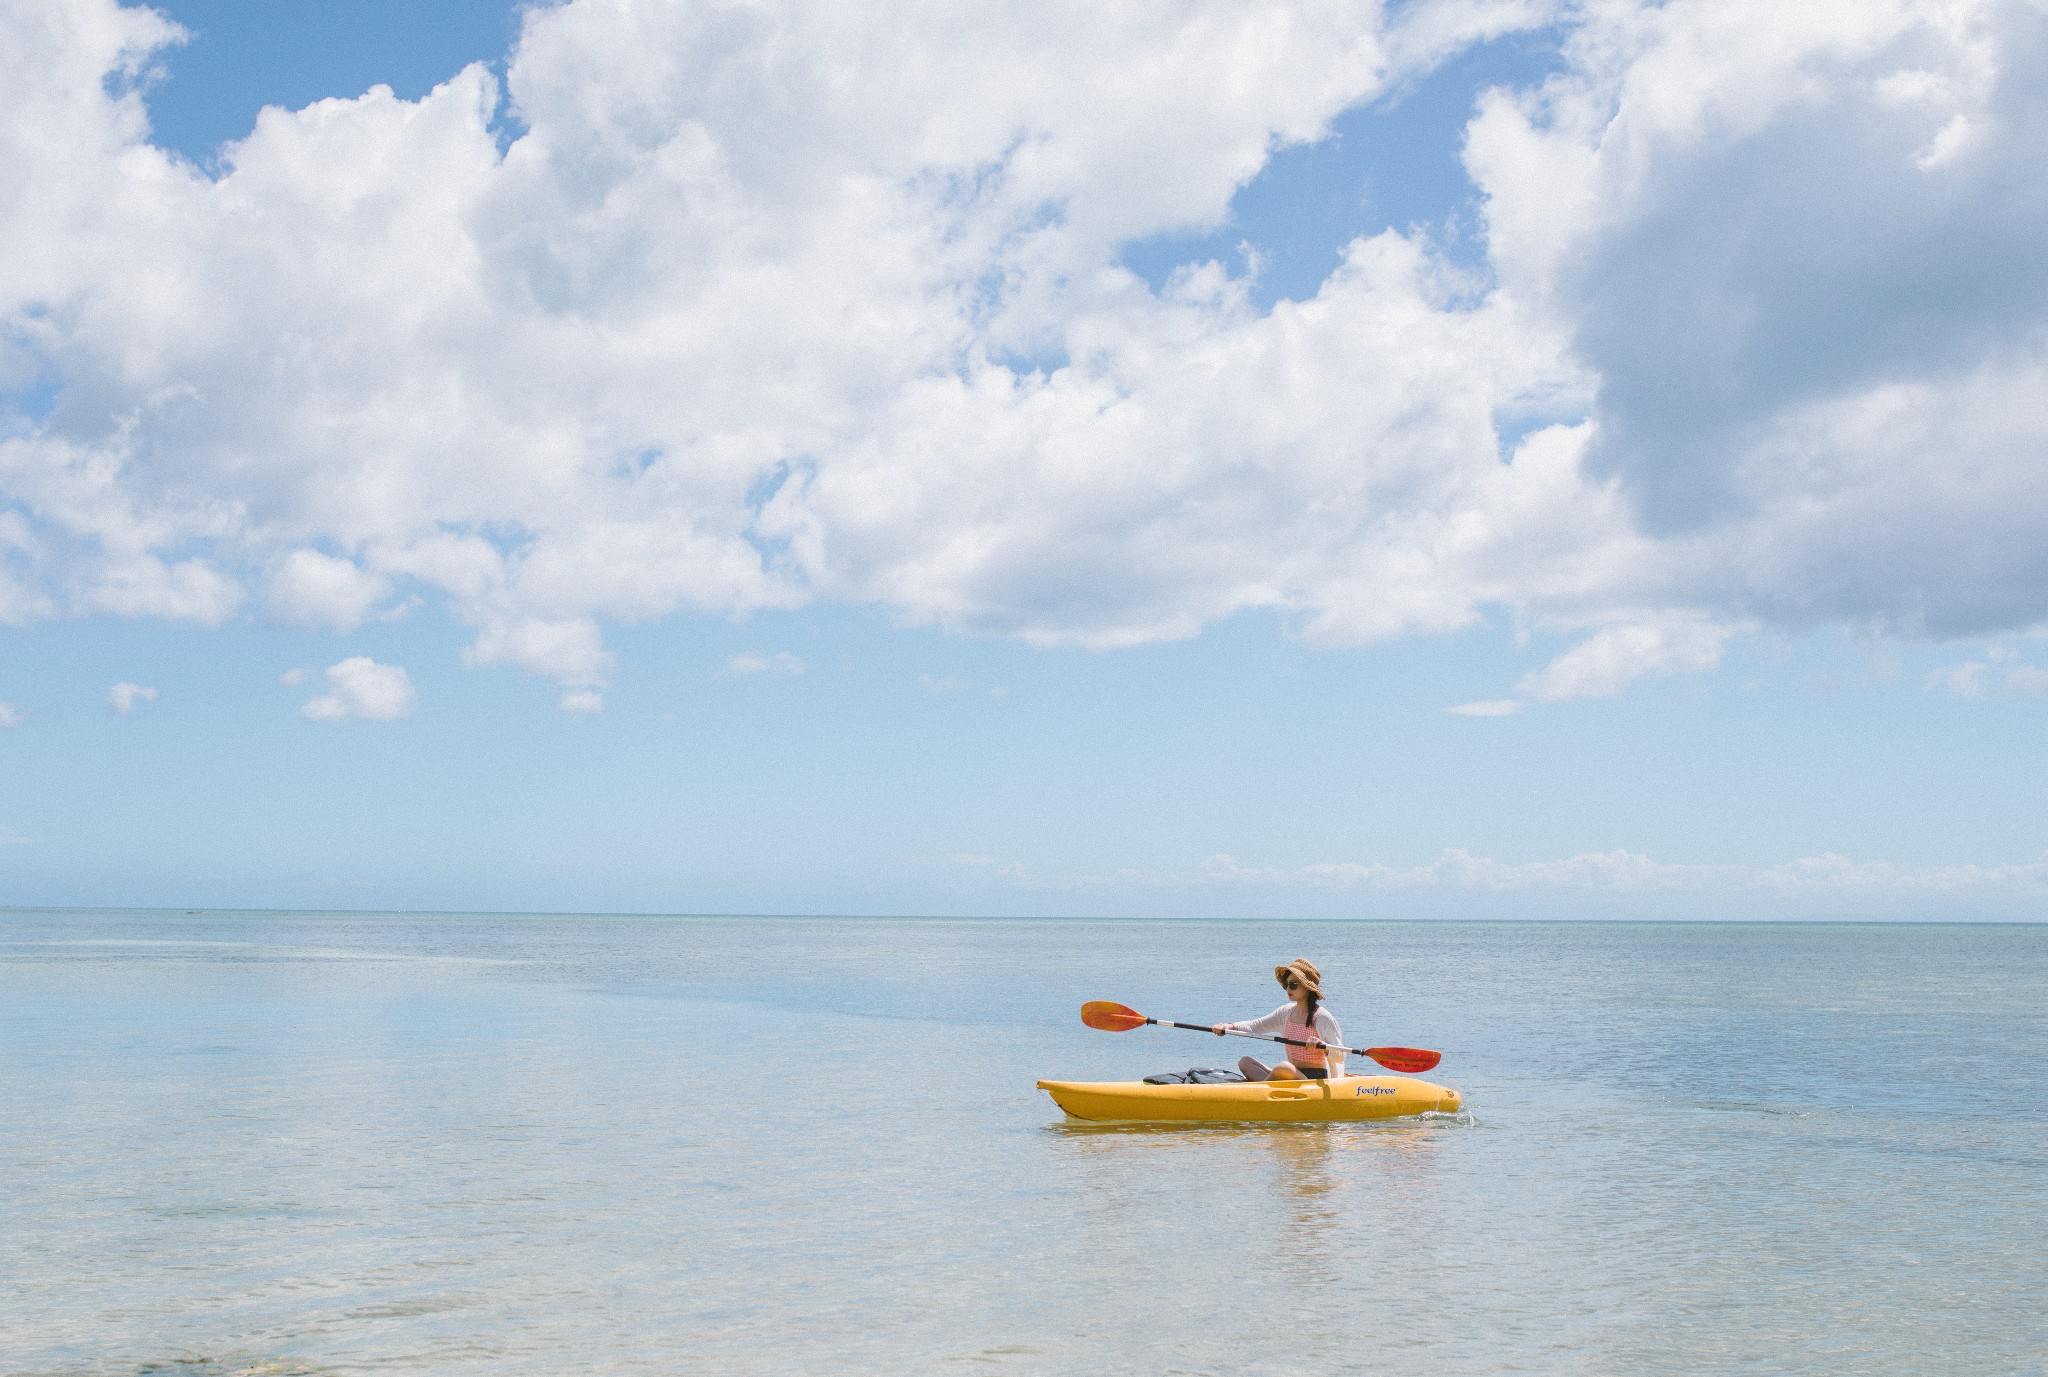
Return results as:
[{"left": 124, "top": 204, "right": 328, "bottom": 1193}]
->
[{"left": 1037, "top": 1074, "right": 1461, "bottom": 1124}]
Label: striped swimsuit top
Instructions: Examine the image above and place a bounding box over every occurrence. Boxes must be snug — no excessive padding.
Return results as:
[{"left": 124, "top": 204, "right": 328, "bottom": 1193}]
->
[{"left": 1285, "top": 1014, "right": 1327, "bottom": 1069}]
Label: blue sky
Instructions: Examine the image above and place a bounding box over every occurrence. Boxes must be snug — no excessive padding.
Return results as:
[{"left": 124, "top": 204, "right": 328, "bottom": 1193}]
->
[{"left": 3, "top": 0, "right": 2046, "bottom": 918}]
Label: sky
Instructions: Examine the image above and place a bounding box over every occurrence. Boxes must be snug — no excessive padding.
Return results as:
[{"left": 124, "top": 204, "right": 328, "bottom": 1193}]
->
[{"left": 2, "top": 0, "right": 2046, "bottom": 919}]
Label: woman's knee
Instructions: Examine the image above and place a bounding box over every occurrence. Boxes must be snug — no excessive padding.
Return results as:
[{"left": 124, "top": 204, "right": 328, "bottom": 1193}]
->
[
  {"left": 1269, "top": 1061, "right": 1305, "bottom": 1080},
  {"left": 1237, "top": 1055, "right": 1269, "bottom": 1081}
]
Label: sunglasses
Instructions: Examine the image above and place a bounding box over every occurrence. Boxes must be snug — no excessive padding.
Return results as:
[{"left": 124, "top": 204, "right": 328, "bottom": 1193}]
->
[{"left": 1279, "top": 975, "right": 1301, "bottom": 990}]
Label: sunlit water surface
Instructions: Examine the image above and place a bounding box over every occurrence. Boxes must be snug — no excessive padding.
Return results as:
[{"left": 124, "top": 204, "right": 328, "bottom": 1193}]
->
[{"left": 3, "top": 912, "right": 2044, "bottom": 1375}]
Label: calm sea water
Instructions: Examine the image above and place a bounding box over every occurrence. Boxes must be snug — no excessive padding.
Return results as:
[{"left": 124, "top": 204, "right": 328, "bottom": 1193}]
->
[{"left": 2, "top": 911, "right": 2044, "bottom": 1376}]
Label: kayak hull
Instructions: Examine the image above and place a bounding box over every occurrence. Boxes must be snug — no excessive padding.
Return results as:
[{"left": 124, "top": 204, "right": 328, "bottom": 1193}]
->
[{"left": 1037, "top": 1074, "right": 1461, "bottom": 1123}]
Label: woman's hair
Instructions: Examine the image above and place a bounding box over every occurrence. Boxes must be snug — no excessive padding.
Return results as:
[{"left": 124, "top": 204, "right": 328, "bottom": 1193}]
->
[{"left": 1304, "top": 989, "right": 1320, "bottom": 1022}]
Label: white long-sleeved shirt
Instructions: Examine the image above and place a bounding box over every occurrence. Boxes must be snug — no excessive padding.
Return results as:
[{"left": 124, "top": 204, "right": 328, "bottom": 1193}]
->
[{"left": 1227, "top": 1003, "right": 1345, "bottom": 1068}]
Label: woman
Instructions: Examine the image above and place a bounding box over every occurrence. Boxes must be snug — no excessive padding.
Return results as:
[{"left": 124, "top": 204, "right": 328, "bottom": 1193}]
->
[{"left": 1211, "top": 958, "right": 1345, "bottom": 1081}]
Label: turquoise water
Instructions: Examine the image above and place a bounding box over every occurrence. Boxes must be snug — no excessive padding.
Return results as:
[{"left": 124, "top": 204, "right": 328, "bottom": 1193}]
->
[{"left": 3, "top": 911, "right": 2045, "bottom": 1375}]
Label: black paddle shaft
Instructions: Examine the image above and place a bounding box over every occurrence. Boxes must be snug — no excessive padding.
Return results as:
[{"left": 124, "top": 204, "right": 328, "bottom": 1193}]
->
[{"left": 1150, "top": 1017, "right": 1361, "bottom": 1057}]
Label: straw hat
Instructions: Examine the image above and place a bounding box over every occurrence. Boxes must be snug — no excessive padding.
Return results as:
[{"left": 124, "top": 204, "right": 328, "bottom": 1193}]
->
[{"left": 1274, "top": 958, "right": 1322, "bottom": 996}]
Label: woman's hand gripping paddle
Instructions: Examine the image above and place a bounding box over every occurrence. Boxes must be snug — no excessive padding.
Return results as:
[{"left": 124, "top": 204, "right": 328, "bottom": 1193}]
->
[{"left": 1080, "top": 1000, "right": 1442, "bottom": 1074}]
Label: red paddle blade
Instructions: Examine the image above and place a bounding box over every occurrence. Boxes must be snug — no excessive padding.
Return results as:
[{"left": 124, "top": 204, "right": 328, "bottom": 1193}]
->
[
  {"left": 1081, "top": 1000, "right": 1148, "bottom": 1032},
  {"left": 1364, "top": 1046, "right": 1441, "bottom": 1074}
]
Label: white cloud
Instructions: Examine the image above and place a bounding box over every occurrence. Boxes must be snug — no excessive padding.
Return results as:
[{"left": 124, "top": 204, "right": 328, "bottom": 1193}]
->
[
  {"left": 107, "top": 681, "right": 157, "bottom": 713},
  {"left": 2006, "top": 665, "right": 2048, "bottom": 696},
  {"left": 1466, "top": 0, "right": 2048, "bottom": 647},
  {"left": 267, "top": 549, "right": 390, "bottom": 632},
  {"left": 1446, "top": 699, "right": 1522, "bottom": 716},
  {"left": 1914, "top": 113, "right": 1977, "bottom": 171},
  {"left": 0, "top": 702, "right": 22, "bottom": 728},
  {"left": 1922, "top": 657, "right": 2048, "bottom": 697},
  {"left": 299, "top": 656, "right": 417, "bottom": 721},
  {"left": 3, "top": 0, "right": 2048, "bottom": 698},
  {"left": 462, "top": 617, "right": 613, "bottom": 686},
  {"left": 558, "top": 687, "right": 603, "bottom": 714},
  {"left": 280, "top": 667, "right": 309, "bottom": 686},
  {"left": 986, "top": 846, "right": 2048, "bottom": 914},
  {"left": 945, "top": 852, "right": 1031, "bottom": 881},
  {"left": 723, "top": 651, "right": 806, "bottom": 677},
  {"left": 1518, "top": 616, "right": 1734, "bottom": 702},
  {"left": 1927, "top": 660, "right": 1989, "bottom": 697}
]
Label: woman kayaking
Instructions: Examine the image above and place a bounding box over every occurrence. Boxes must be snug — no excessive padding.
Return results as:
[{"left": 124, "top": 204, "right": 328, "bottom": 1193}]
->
[{"left": 1211, "top": 958, "right": 1345, "bottom": 1081}]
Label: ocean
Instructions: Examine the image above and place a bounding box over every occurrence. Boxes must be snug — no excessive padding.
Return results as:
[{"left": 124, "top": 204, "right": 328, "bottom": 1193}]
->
[{"left": 3, "top": 910, "right": 2044, "bottom": 1375}]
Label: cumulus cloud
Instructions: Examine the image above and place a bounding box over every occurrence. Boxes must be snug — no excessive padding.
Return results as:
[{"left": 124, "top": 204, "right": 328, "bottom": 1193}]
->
[
  {"left": 1469, "top": 0, "right": 2048, "bottom": 642},
  {"left": 3, "top": 0, "right": 2048, "bottom": 696},
  {"left": 461, "top": 617, "right": 613, "bottom": 686},
  {"left": 1446, "top": 698, "right": 1521, "bottom": 716},
  {"left": 0, "top": 702, "right": 22, "bottom": 728},
  {"left": 558, "top": 687, "right": 603, "bottom": 714},
  {"left": 267, "top": 549, "right": 390, "bottom": 632},
  {"left": 107, "top": 681, "right": 156, "bottom": 713},
  {"left": 299, "top": 656, "right": 417, "bottom": 721},
  {"left": 723, "top": 651, "right": 805, "bottom": 677},
  {"left": 1519, "top": 615, "right": 1735, "bottom": 701}
]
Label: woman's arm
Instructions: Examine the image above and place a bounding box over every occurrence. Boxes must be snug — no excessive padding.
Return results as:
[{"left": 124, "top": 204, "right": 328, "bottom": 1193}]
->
[
  {"left": 1237, "top": 1005, "right": 1292, "bottom": 1036},
  {"left": 1210, "top": 1004, "right": 1292, "bottom": 1036},
  {"left": 1315, "top": 1008, "right": 1346, "bottom": 1073}
]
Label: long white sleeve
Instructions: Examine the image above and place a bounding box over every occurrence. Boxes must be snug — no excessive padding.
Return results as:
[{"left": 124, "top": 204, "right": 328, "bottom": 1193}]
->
[
  {"left": 1227, "top": 1005, "right": 1345, "bottom": 1061},
  {"left": 1225, "top": 1003, "right": 1295, "bottom": 1035},
  {"left": 1313, "top": 1007, "right": 1343, "bottom": 1047}
]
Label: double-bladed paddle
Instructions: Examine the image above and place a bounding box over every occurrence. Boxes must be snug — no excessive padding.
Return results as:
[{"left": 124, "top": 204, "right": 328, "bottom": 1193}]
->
[{"left": 1081, "top": 1000, "right": 1442, "bottom": 1074}]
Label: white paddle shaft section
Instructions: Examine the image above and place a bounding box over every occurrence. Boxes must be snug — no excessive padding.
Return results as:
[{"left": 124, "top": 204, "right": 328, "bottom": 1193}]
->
[{"left": 1151, "top": 1016, "right": 1349, "bottom": 1055}]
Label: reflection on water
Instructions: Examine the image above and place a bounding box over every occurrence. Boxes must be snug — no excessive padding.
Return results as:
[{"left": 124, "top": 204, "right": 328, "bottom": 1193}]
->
[
  {"left": 1043, "top": 1116, "right": 1462, "bottom": 1307},
  {"left": 3, "top": 911, "right": 2045, "bottom": 1376},
  {"left": 1263, "top": 1126, "right": 1342, "bottom": 1291}
]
